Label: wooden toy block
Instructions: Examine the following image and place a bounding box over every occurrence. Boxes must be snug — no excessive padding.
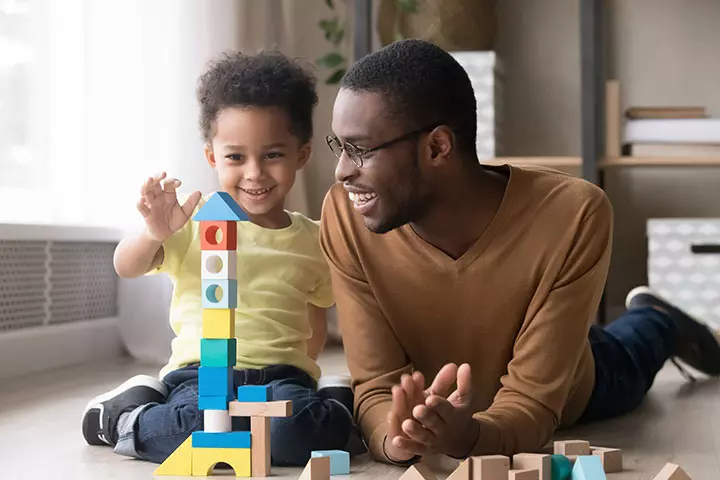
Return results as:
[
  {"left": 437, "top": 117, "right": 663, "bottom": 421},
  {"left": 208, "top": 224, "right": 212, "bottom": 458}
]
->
[
  {"left": 399, "top": 463, "right": 437, "bottom": 480},
  {"left": 510, "top": 469, "right": 540, "bottom": 480},
  {"left": 513, "top": 453, "right": 551, "bottom": 480},
  {"left": 198, "top": 394, "right": 234, "bottom": 410},
  {"left": 446, "top": 459, "right": 471, "bottom": 480},
  {"left": 192, "top": 431, "right": 251, "bottom": 449},
  {"left": 203, "top": 409, "right": 231, "bottom": 433},
  {"left": 570, "top": 456, "right": 606, "bottom": 480},
  {"left": 251, "top": 416, "right": 271, "bottom": 477},
  {"left": 471, "top": 455, "right": 510, "bottom": 479},
  {"left": 590, "top": 447, "right": 622, "bottom": 473},
  {"left": 652, "top": 463, "right": 692, "bottom": 480},
  {"left": 237, "top": 384, "right": 274, "bottom": 402},
  {"left": 191, "top": 446, "right": 251, "bottom": 477},
  {"left": 311, "top": 450, "right": 350, "bottom": 475},
  {"left": 202, "top": 249, "right": 237, "bottom": 280},
  {"left": 299, "top": 455, "right": 331, "bottom": 480},
  {"left": 554, "top": 441, "right": 590, "bottom": 456},
  {"left": 202, "top": 279, "right": 238, "bottom": 309},
  {"left": 199, "top": 220, "right": 238, "bottom": 251},
  {"left": 229, "top": 400, "right": 292, "bottom": 417},
  {"left": 202, "top": 308, "right": 236, "bottom": 339},
  {"left": 550, "top": 455, "right": 572, "bottom": 480},
  {"left": 193, "top": 192, "right": 249, "bottom": 222},
  {"left": 198, "top": 366, "right": 234, "bottom": 397},
  {"left": 153, "top": 436, "right": 193, "bottom": 476},
  {"left": 200, "top": 338, "right": 237, "bottom": 367}
]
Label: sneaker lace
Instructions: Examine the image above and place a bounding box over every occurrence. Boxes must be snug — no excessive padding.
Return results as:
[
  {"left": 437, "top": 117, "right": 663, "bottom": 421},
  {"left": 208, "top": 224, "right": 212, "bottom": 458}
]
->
[{"left": 670, "top": 357, "right": 697, "bottom": 383}]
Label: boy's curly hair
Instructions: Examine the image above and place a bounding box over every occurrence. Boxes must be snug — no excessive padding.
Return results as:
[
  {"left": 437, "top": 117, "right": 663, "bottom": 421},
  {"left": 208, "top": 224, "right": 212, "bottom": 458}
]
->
[{"left": 196, "top": 50, "right": 318, "bottom": 144}]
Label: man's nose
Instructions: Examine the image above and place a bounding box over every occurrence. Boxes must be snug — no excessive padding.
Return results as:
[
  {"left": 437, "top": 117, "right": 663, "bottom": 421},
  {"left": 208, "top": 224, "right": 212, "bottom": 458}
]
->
[{"left": 334, "top": 151, "right": 359, "bottom": 183}]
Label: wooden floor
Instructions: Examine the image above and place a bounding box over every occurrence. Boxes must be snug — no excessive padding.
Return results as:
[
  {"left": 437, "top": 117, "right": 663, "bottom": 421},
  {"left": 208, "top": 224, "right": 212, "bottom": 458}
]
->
[{"left": 1, "top": 348, "right": 719, "bottom": 479}]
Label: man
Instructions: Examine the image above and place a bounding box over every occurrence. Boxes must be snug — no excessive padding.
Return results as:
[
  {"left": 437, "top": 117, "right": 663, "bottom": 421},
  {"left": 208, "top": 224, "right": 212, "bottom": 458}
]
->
[{"left": 318, "top": 39, "right": 720, "bottom": 465}]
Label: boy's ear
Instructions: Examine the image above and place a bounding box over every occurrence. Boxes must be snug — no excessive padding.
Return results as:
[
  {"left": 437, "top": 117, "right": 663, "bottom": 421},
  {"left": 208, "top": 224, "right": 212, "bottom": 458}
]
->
[
  {"left": 296, "top": 142, "right": 312, "bottom": 169},
  {"left": 204, "top": 144, "right": 216, "bottom": 168}
]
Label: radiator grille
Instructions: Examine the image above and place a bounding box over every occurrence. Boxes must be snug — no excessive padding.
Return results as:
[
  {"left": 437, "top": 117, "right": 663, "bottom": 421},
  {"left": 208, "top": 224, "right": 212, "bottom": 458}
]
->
[{"left": 0, "top": 240, "right": 118, "bottom": 331}]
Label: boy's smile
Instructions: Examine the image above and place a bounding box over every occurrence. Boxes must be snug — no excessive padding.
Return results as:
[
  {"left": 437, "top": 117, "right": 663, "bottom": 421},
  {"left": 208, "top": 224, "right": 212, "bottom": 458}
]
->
[{"left": 205, "top": 106, "right": 310, "bottom": 229}]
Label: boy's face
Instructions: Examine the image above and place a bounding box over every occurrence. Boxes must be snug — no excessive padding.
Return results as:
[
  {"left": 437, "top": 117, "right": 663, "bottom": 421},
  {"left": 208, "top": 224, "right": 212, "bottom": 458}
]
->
[{"left": 205, "top": 106, "right": 310, "bottom": 227}]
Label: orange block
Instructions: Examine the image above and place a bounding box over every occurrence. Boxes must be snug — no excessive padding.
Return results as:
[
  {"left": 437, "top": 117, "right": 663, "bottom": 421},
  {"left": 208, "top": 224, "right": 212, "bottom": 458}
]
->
[{"left": 200, "top": 221, "right": 237, "bottom": 251}]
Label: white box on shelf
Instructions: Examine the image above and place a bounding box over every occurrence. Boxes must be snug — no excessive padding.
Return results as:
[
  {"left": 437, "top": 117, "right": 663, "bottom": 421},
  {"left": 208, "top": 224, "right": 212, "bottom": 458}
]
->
[
  {"left": 449, "top": 51, "right": 503, "bottom": 161},
  {"left": 647, "top": 219, "right": 720, "bottom": 329}
]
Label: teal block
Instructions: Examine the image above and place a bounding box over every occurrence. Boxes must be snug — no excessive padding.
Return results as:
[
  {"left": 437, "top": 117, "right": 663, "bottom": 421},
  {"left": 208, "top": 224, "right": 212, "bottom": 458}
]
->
[
  {"left": 198, "top": 395, "right": 233, "bottom": 410},
  {"left": 198, "top": 366, "right": 233, "bottom": 397},
  {"left": 200, "top": 338, "right": 237, "bottom": 367},
  {"left": 236, "top": 385, "right": 273, "bottom": 402},
  {"left": 192, "top": 431, "right": 251, "bottom": 449},
  {"left": 551, "top": 455, "right": 573, "bottom": 480},
  {"left": 202, "top": 280, "right": 238, "bottom": 309},
  {"left": 193, "top": 191, "right": 250, "bottom": 221},
  {"left": 312, "top": 450, "right": 350, "bottom": 475},
  {"left": 571, "top": 456, "right": 606, "bottom": 480}
]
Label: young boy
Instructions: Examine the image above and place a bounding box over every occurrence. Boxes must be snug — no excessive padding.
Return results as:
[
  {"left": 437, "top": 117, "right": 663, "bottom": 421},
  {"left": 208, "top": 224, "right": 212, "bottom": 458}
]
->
[{"left": 80, "top": 50, "right": 360, "bottom": 466}]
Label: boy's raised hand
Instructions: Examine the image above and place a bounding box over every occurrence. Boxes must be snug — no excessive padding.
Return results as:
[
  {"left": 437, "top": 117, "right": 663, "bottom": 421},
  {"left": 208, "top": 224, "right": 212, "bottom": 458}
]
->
[{"left": 137, "top": 172, "right": 202, "bottom": 242}]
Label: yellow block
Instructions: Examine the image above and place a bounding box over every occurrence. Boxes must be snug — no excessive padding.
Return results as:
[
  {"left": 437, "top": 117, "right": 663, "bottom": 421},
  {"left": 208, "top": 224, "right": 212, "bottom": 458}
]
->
[
  {"left": 154, "top": 436, "right": 193, "bottom": 476},
  {"left": 192, "top": 447, "right": 251, "bottom": 477},
  {"left": 202, "top": 309, "right": 236, "bottom": 339}
]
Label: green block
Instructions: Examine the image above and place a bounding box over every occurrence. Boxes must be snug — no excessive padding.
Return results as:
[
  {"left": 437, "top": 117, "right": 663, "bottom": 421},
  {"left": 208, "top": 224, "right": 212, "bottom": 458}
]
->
[
  {"left": 200, "top": 338, "right": 237, "bottom": 367},
  {"left": 551, "top": 454, "right": 573, "bottom": 480}
]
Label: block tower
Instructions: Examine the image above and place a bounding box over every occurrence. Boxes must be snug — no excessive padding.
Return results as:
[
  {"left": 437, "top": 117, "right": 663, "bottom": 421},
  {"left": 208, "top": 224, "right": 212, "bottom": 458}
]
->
[{"left": 154, "top": 192, "right": 292, "bottom": 478}]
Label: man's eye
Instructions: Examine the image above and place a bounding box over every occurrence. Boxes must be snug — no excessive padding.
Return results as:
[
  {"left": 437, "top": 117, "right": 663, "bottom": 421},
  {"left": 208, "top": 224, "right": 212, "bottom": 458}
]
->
[{"left": 226, "top": 154, "right": 243, "bottom": 161}]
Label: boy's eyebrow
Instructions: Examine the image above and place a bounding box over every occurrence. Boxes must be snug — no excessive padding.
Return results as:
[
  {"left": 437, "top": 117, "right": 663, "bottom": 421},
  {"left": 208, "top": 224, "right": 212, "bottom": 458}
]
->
[{"left": 223, "top": 143, "right": 288, "bottom": 150}]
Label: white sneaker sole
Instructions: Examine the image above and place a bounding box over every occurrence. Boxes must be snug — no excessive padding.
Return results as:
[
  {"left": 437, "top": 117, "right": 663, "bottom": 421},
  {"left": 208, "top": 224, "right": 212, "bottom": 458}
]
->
[
  {"left": 317, "top": 374, "right": 352, "bottom": 390},
  {"left": 625, "top": 285, "right": 662, "bottom": 309},
  {"left": 81, "top": 374, "right": 167, "bottom": 418}
]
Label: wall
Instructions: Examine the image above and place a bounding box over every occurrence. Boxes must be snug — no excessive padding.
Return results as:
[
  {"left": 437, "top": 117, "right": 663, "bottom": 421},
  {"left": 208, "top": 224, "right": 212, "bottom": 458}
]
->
[{"left": 493, "top": 0, "right": 720, "bottom": 320}]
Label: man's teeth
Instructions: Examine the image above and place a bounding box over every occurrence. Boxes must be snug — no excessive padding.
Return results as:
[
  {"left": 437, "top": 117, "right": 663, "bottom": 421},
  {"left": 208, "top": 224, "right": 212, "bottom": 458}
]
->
[
  {"left": 348, "top": 192, "right": 377, "bottom": 204},
  {"left": 243, "top": 187, "right": 272, "bottom": 195}
]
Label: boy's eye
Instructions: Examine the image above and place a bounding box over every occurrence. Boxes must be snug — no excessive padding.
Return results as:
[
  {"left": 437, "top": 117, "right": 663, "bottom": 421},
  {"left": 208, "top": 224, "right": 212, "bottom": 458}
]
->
[
  {"left": 226, "top": 154, "right": 243, "bottom": 161},
  {"left": 266, "top": 152, "right": 283, "bottom": 160}
]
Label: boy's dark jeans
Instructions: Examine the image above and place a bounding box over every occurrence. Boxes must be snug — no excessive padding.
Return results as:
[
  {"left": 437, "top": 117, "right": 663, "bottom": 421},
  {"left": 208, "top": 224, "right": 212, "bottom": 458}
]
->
[
  {"left": 580, "top": 306, "right": 677, "bottom": 422},
  {"left": 114, "top": 364, "right": 352, "bottom": 466}
]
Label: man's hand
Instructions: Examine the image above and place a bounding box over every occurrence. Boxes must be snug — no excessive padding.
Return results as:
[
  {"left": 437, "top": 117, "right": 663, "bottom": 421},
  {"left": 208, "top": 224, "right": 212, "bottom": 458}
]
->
[
  {"left": 384, "top": 371, "right": 427, "bottom": 463},
  {"left": 388, "top": 363, "right": 479, "bottom": 459},
  {"left": 137, "top": 172, "right": 201, "bottom": 242}
]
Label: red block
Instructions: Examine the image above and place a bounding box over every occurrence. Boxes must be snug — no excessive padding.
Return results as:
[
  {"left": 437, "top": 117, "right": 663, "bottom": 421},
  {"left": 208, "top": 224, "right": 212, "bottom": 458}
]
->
[{"left": 200, "top": 221, "right": 237, "bottom": 251}]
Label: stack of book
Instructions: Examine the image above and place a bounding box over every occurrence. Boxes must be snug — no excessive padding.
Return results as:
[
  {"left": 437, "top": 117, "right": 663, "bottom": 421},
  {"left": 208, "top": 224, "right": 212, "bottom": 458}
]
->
[{"left": 623, "top": 106, "right": 720, "bottom": 158}]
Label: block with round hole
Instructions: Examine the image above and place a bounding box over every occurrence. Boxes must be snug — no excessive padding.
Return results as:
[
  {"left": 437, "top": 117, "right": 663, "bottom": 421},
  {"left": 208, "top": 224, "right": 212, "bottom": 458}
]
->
[
  {"left": 199, "top": 220, "right": 238, "bottom": 251},
  {"left": 202, "top": 250, "right": 237, "bottom": 280},
  {"left": 202, "top": 279, "right": 238, "bottom": 309}
]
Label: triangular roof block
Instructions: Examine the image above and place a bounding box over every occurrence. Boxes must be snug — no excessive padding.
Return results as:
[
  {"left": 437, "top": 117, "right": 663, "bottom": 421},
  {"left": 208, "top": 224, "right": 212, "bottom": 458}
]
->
[
  {"left": 193, "top": 192, "right": 249, "bottom": 222},
  {"left": 571, "top": 455, "right": 606, "bottom": 480},
  {"left": 653, "top": 463, "right": 692, "bottom": 480}
]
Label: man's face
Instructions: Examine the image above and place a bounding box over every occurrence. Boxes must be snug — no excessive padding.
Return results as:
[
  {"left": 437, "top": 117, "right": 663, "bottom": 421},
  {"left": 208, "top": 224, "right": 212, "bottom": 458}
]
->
[{"left": 330, "top": 89, "right": 434, "bottom": 234}]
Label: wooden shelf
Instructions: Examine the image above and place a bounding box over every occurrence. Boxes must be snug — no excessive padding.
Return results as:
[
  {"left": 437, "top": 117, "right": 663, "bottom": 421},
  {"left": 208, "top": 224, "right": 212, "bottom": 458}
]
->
[
  {"left": 600, "top": 157, "right": 720, "bottom": 168},
  {"left": 484, "top": 157, "right": 582, "bottom": 168}
]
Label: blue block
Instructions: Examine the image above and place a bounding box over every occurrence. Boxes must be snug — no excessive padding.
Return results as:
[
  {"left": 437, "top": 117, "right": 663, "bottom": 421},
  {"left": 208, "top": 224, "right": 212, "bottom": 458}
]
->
[
  {"left": 571, "top": 456, "right": 606, "bottom": 480},
  {"left": 202, "top": 280, "right": 238, "bottom": 309},
  {"left": 199, "top": 366, "right": 233, "bottom": 397},
  {"left": 192, "top": 191, "right": 250, "bottom": 222},
  {"left": 198, "top": 395, "right": 233, "bottom": 410},
  {"left": 192, "top": 431, "right": 251, "bottom": 449},
  {"left": 236, "top": 385, "right": 273, "bottom": 402},
  {"left": 311, "top": 450, "right": 350, "bottom": 475},
  {"left": 200, "top": 338, "right": 237, "bottom": 367}
]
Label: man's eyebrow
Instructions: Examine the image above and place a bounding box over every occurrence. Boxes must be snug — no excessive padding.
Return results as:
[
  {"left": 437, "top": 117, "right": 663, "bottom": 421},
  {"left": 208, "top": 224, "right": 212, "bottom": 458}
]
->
[{"left": 339, "top": 135, "right": 369, "bottom": 144}]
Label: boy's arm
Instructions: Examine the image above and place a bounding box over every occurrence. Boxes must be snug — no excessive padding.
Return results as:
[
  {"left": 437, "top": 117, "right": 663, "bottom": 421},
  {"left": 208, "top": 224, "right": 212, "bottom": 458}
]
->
[
  {"left": 113, "top": 231, "right": 165, "bottom": 278},
  {"left": 306, "top": 304, "right": 328, "bottom": 361}
]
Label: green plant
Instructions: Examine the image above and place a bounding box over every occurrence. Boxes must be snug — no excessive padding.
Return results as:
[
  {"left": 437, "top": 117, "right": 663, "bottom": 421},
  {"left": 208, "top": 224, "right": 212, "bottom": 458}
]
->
[{"left": 317, "top": 0, "right": 419, "bottom": 85}]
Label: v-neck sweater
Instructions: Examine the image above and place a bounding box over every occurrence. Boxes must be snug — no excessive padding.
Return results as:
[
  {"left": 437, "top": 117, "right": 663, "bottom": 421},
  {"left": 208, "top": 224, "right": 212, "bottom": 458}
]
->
[{"left": 319, "top": 164, "right": 613, "bottom": 461}]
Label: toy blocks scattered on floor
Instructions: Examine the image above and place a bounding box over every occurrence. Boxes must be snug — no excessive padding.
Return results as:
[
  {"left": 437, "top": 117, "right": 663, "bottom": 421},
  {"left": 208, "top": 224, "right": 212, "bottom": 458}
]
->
[
  {"left": 299, "top": 456, "right": 331, "bottom": 480},
  {"left": 312, "top": 450, "right": 350, "bottom": 475},
  {"left": 652, "top": 463, "right": 692, "bottom": 480}
]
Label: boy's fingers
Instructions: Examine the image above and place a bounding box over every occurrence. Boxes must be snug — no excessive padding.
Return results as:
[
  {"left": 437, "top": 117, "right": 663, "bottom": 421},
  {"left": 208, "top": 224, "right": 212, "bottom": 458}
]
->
[
  {"left": 162, "top": 178, "right": 181, "bottom": 194},
  {"left": 136, "top": 199, "right": 151, "bottom": 218},
  {"left": 142, "top": 177, "right": 157, "bottom": 201},
  {"left": 181, "top": 191, "right": 202, "bottom": 218}
]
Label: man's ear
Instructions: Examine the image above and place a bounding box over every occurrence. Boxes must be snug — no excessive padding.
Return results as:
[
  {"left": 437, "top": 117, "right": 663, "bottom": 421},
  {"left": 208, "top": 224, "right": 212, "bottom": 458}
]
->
[
  {"left": 204, "top": 144, "right": 216, "bottom": 168},
  {"left": 296, "top": 142, "right": 312, "bottom": 169},
  {"left": 428, "top": 126, "right": 454, "bottom": 164}
]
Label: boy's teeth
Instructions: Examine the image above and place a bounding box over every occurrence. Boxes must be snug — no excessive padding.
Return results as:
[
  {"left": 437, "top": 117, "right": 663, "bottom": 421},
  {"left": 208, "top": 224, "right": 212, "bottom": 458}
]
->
[
  {"left": 244, "top": 187, "right": 271, "bottom": 195},
  {"left": 348, "top": 192, "right": 377, "bottom": 204}
]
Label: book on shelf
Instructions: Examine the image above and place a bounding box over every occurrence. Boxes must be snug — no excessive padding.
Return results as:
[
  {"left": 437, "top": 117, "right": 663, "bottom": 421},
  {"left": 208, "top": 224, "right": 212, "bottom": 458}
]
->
[
  {"left": 625, "top": 143, "right": 720, "bottom": 158},
  {"left": 625, "top": 106, "right": 708, "bottom": 119}
]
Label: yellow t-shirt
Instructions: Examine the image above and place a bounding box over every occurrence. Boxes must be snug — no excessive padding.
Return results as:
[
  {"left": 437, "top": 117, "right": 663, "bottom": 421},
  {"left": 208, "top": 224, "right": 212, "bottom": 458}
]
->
[{"left": 153, "top": 195, "right": 334, "bottom": 381}]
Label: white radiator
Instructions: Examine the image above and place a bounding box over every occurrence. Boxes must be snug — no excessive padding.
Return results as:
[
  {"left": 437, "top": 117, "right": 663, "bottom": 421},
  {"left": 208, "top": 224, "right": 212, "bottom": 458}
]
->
[{"left": 0, "top": 224, "right": 126, "bottom": 380}]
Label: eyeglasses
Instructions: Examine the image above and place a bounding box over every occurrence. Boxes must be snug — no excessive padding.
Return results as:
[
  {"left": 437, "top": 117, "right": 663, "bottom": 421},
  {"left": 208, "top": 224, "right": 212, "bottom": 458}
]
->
[{"left": 325, "top": 123, "right": 441, "bottom": 168}]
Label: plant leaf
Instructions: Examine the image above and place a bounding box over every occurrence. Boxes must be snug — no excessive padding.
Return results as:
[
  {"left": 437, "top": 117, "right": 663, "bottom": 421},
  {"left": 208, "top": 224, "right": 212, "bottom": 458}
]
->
[
  {"left": 325, "top": 0, "right": 334, "bottom": 8},
  {"left": 317, "top": 52, "right": 345, "bottom": 69},
  {"left": 326, "top": 68, "right": 347, "bottom": 85},
  {"left": 330, "top": 27, "right": 345, "bottom": 46},
  {"left": 318, "top": 17, "right": 340, "bottom": 41},
  {"left": 397, "top": 0, "right": 419, "bottom": 13}
]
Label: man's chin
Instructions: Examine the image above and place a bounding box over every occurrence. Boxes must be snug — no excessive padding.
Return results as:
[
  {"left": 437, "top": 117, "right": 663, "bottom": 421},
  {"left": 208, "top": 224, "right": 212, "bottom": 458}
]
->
[{"left": 364, "top": 215, "right": 405, "bottom": 235}]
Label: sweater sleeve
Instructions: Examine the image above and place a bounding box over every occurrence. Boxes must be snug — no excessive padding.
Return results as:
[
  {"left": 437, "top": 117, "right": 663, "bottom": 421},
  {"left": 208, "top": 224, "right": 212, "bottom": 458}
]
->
[
  {"left": 470, "top": 191, "right": 613, "bottom": 456},
  {"left": 319, "top": 188, "right": 414, "bottom": 464}
]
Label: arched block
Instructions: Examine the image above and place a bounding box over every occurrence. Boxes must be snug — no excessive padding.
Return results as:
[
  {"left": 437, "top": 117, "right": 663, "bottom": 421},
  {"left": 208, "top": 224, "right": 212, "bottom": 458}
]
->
[
  {"left": 200, "top": 221, "right": 237, "bottom": 251},
  {"left": 191, "top": 447, "right": 251, "bottom": 477},
  {"left": 202, "top": 250, "right": 237, "bottom": 280}
]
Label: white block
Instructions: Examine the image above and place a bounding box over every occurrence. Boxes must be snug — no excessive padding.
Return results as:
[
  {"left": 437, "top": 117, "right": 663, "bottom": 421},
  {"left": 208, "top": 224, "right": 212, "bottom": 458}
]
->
[
  {"left": 203, "top": 409, "right": 232, "bottom": 432},
  {"left": 201, "top": 250, "right": 237, "bottom": 280}
]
